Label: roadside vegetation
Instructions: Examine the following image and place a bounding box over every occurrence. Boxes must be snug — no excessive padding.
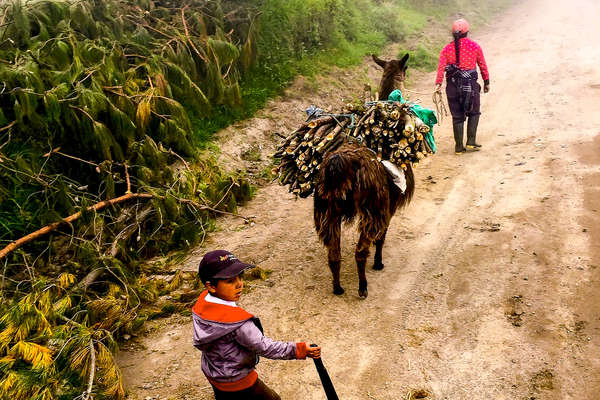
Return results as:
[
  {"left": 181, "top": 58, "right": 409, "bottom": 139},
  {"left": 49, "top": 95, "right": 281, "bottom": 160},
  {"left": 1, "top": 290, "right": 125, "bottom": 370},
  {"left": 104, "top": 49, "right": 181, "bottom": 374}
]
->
[{"left": 0, "top": 0, "right": 510, "bottom": 398}]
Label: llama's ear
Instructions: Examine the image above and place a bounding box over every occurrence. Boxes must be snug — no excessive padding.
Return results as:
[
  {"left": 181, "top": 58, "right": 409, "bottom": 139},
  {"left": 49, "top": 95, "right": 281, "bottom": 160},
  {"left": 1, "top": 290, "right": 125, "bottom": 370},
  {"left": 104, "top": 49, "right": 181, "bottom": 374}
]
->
[
  {"left": 372, "top": 54, "right": 386, "bottom": 69},
  {"left": 400, "top": 53, "right": 409, "bottom": 66}
]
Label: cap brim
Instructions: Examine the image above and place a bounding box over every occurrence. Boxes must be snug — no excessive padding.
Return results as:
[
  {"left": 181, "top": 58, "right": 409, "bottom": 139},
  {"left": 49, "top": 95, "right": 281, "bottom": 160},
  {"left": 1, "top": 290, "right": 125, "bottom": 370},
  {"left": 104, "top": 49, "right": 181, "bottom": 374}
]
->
[{"left": 212, "top": 260, "right": 254, "bottom": 279}]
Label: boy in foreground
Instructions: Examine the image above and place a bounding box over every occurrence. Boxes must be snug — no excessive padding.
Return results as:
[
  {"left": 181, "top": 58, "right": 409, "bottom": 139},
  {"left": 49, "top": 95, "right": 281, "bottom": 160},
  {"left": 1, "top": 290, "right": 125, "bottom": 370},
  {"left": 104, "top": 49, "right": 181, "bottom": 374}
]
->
[{"left": 192, "top": 250, "right": 321, "bottom": 400}]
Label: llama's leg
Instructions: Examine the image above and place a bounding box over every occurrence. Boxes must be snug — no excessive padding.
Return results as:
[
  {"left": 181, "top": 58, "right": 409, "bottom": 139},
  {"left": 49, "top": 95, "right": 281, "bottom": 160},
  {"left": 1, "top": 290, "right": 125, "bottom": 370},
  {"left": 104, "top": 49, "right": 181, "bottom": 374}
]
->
[
  {"left": 328, "top": 235, "right": 344, "bottom": 295},
  {"left": 325, "top": 220, "right": 344, "bottom": 295},
  {"left": 373, "top": 228, "right": 388, "bottom": 270},
  {"left": 355, "top": 233, "right": 371, "bottom": 298}
]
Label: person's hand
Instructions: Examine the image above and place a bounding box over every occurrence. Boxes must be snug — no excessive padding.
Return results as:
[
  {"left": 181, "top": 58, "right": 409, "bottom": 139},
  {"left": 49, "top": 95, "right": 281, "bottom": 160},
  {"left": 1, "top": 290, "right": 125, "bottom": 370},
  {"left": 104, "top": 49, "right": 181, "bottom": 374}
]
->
[
  {"left": 306, "top": 345, "right": 321, "bottom": 359},
  {"left": 435, "top": 83, "right": 442, "bottom": 93},
  {"left": 484, "top": 83, "right": 490, "bottom": 93}
]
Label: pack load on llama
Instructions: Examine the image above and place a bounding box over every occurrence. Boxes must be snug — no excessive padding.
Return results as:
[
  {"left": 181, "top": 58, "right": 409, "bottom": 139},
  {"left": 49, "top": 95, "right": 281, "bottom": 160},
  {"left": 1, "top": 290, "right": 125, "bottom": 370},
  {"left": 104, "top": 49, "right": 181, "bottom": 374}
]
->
[{"left": 273, "top": 98, "right": 436, "bottom": 198}]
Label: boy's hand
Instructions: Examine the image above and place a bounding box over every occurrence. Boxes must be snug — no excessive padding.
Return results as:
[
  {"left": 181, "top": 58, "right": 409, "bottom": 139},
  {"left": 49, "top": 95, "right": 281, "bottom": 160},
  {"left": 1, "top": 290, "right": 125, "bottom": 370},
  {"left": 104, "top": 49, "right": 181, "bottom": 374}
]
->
[{"left": 306, "top": 345, "right": 321, "bottom": 359}]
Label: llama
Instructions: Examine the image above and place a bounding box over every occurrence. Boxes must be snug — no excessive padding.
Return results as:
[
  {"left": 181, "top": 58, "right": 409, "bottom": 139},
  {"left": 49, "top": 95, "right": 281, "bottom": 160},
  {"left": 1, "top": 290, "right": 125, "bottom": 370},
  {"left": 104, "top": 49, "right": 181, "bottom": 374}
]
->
[{"left": 313, "top": 53, "right": 414, "bottom": 298}]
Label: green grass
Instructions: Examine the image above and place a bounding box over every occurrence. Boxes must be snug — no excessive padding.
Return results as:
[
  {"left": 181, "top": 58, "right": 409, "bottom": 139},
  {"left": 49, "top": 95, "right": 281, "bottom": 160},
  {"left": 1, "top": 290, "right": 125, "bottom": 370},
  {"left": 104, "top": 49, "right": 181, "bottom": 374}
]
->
[
  {"left": 404, "top": 45, "right": 439, "bottom": 71},
  {"left": 396, "top": 8, "right": 430, "bottom": 35}
]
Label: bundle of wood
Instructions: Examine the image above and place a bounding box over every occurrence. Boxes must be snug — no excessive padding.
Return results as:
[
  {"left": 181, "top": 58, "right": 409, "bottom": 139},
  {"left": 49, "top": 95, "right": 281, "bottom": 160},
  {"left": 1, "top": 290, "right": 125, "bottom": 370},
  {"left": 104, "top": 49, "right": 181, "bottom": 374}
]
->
[
  {"left": 351, "top": 101, "right": 434, "bottom": 167},
  {"left": 273, "top": 102, "right": 434, "bottom": 197}
]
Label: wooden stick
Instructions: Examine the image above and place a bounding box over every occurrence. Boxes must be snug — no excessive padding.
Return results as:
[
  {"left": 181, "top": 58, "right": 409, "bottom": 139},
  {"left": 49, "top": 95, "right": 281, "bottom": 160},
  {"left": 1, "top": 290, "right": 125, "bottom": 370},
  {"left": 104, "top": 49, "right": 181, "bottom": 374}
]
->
[
  {"left": 352, "top": 105, "right": 375, "bottom": 137},
  {"left": 298, "top": 116, "right": 334, "bottom": 131},
  {"left": 124, "top": 163, "right": 131, "bottom": 194},
  {"left": 312, "top": 122, "right": 335, "bottom": 143}
]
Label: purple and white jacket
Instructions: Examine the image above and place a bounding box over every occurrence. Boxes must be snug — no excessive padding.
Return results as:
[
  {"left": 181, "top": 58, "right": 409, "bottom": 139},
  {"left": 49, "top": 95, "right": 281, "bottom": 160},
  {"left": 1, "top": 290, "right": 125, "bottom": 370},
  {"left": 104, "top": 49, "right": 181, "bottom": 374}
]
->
[{"left": 192, "top": 290, "right": 308, "bottom": 391}]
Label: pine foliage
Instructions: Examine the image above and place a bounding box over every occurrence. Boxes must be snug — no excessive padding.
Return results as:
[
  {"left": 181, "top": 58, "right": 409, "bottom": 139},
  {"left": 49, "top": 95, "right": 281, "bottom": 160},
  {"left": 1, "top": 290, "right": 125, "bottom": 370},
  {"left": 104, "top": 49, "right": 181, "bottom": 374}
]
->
[{"left": 0, "top": 1, "right": 258, "bottom": 399}]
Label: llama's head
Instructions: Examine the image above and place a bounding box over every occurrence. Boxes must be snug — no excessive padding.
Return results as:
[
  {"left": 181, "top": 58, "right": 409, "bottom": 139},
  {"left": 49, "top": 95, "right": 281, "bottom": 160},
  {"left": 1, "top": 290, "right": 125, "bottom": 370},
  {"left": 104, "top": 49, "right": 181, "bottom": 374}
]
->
[{"left": 372, "top": 53, "right": 409, "bottom": 101}]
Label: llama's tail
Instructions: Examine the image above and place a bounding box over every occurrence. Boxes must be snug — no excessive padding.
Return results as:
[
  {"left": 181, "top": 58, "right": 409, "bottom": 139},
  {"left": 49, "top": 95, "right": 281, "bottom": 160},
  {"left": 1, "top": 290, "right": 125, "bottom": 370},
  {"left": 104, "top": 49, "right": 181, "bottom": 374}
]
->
[
  {"left": 315, "top": 151, "right": 355, "bottom": 201},
  {"left": 314, "top": 150, "right": 357, "bottom": 245}
]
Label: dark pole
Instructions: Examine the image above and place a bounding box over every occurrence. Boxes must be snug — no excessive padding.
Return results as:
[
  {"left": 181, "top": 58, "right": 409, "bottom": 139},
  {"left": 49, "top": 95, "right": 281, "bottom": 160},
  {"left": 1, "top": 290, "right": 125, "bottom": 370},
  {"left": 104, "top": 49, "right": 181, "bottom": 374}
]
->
[{"left": 310, "top": 344, "right": 339, "bottom": 400}]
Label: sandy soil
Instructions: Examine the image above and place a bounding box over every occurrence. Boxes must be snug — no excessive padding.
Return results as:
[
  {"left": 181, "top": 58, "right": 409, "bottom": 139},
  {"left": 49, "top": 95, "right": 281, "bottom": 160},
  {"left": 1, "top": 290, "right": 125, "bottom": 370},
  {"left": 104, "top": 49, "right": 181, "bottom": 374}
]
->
[{"left": 117, "top": 0, "right": 600, "bottom": 398}]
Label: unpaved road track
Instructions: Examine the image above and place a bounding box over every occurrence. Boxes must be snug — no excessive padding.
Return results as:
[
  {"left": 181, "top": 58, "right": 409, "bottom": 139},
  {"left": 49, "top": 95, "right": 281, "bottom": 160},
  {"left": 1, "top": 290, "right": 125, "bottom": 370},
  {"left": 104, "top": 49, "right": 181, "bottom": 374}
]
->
[{"left": 118, "top": 0, "right": 600, "bottom": 398}]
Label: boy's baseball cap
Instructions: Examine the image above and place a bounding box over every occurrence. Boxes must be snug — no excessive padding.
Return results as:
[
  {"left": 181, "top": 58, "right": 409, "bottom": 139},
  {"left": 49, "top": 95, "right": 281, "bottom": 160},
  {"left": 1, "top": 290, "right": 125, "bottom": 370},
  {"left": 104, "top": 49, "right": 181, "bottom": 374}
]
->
[{"left": 198, "top": 250, "right": 254, "bottom": 282}]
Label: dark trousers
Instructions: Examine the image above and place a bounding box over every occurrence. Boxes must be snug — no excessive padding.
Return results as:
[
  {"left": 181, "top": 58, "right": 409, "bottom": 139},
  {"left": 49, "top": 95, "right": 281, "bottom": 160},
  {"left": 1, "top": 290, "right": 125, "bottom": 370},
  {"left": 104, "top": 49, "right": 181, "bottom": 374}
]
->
[
  {"left": 212, "top": 378, "right": 281, "bottom": 400},
  {"left": 446, "top": 79, "right": 481, "bottom": 123}
]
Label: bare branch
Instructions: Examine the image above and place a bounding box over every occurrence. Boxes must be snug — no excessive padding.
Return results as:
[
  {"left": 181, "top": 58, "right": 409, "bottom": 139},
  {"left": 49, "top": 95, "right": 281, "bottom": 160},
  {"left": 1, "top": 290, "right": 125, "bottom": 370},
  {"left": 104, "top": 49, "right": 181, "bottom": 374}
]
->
[
  {"left": 124, "top": 163, "right": 131, "bottom": 194},
  {"left": 165, "top": 148, "right": 190, "bottom": 170},
  {"left": 81, "top": 340, "right": 96, "bottom": 400},
  {"left": 108, "top": 206, "right": 153, "bottom": 257},
  {"left": 212, "top": 180, "right": 237, "bottom": 210},
  {"left": 69, "top": 105, "right": 95, "bottom": 122},
  {"left": 0, "top": 121, "right": 16, "bottom": 133},
  {"left": 181, "top": 7, "right": 208, "bottom": 62},
  {"left": 44, "top": 147, "right": 100, "bottom": 168}
]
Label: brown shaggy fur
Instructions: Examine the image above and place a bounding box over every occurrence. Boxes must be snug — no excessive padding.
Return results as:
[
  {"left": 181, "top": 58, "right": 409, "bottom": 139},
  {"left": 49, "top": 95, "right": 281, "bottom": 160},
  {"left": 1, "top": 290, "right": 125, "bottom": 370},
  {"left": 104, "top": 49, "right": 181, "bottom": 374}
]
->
[{"left": 313, "top": 54, "right": 414, "bottom": 298}]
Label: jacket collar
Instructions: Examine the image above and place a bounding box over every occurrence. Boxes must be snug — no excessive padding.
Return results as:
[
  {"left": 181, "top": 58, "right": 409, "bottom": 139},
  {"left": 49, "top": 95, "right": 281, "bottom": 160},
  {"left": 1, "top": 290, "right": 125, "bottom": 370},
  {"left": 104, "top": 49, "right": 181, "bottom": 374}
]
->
[
  {"left": 205, "top": 292, "right": 237, "bottom": 307},
  {"left": 192, "top": 290, "right": 253, "bottom": 323}
]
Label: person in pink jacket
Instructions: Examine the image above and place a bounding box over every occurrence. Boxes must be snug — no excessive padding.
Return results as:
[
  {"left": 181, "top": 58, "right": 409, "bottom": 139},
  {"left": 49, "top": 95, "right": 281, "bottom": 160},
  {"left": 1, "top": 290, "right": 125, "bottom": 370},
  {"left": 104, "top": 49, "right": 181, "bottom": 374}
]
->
[
  {"left": 192, "top": 250, "right": 321, "bottom": 400},
  {"left": 435, "top": 18, "right": 490, "bottom": 153}
]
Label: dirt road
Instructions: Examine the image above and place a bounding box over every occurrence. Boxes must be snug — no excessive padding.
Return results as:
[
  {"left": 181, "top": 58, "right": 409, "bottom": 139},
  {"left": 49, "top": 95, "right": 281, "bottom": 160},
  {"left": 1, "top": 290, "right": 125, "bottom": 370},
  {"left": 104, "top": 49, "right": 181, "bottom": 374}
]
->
[{"left": 118, "top": 0, "right": 600, "bottom": 398}]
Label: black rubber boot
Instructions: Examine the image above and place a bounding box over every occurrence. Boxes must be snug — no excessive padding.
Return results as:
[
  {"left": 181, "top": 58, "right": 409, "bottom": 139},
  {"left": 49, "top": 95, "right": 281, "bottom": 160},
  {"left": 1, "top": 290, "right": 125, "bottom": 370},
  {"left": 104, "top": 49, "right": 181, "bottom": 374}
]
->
[
  {"left": 466, "top": 114, "right": 482, "bottom": 150},
  {"left": 453, "top": 122, "right": 465, "bottom": 154}
]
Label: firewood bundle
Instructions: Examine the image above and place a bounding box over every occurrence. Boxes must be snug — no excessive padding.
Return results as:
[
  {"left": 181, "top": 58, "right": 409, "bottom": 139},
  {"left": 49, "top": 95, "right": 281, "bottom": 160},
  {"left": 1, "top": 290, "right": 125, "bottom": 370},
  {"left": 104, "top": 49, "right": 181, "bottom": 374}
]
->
[
  {"left": 273, "top": 102, "right": 434, "bottom": 197},
  {"left": 350, "top": 101, "right": 434, "bottom": 168},
  {"left": 272, "top": 115, "right": 349, "bottom": 197}
]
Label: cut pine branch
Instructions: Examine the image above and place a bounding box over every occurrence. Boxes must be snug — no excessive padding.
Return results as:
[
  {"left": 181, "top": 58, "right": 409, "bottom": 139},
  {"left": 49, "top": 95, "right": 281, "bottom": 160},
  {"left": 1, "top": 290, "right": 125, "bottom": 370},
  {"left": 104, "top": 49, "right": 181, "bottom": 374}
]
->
[
  {"left": 0, "top": 192, "right": 152, "bottom": 261},
  {"left": 0, "top": 192, "right": 252, "bottom": 261}
]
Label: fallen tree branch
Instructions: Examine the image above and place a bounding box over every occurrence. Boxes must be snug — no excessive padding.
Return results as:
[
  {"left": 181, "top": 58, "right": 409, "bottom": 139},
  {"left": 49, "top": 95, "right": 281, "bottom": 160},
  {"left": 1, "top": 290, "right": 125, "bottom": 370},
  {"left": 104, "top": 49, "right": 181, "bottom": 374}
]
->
[
  {"left": 176, "top": 196, "right": 250, "bottom": 221},
  {"left": 212, "top": 180, "right": 237, "bottom": 210},
  {"left": 43, "top": 147, "right": 100, "bottom": 168},
  {"left": 0, "top": 191, "right": 251, "bottom": 261},
  {"left": 69, "top": 105, "right": 95, "bottom": 122},
  {"left": 0, "top": 192, "right": 152, "bottom": 261}
]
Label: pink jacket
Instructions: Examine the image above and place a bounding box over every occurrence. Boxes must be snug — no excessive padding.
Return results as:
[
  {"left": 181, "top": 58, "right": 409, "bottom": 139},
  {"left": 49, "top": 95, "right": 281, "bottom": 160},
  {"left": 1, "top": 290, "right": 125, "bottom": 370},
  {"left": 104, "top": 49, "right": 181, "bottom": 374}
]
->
[{"left": 435, "top": 37, "right": 490, "bottom": 85}]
